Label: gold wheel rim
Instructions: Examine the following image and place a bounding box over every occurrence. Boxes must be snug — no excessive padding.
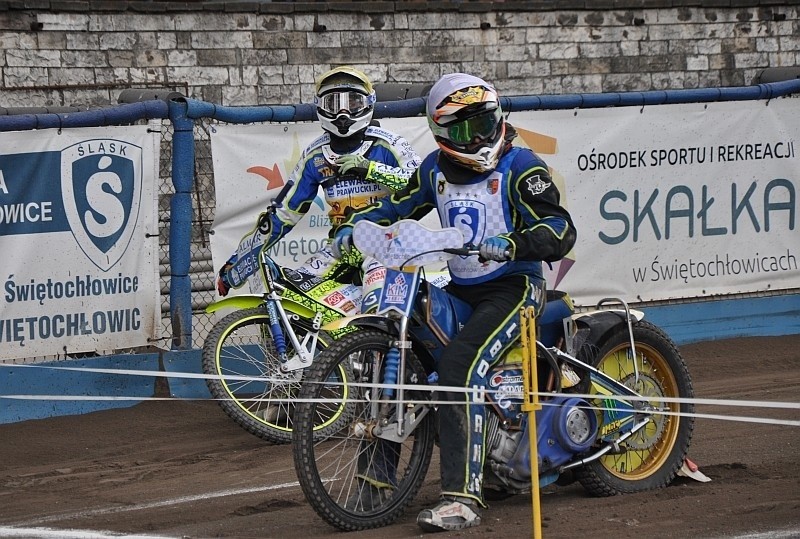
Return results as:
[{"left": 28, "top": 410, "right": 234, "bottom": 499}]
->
[{"left": 594, "top": 342, "right": 681, "bottom": 480}]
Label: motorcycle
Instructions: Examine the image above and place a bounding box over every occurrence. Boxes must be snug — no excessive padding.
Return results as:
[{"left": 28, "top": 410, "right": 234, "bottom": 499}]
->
[
  {"left": 291, "top": 219, "right": 695, "bottom": 530},
  {"left": 202, "top": 184, "right": 451, "bottom": 444},
  {"left": 201, "top": 181, "right": 360, "bottom": 444}
]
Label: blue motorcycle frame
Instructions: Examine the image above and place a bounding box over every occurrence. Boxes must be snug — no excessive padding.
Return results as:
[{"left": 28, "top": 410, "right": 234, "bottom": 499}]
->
[{"left": 291, "top": 220, "right": 695, "bottom": 531}]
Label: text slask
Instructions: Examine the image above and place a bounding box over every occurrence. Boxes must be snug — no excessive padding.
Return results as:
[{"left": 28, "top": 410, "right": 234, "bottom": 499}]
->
[
  {"left": 76, "top": 140, "right": 130, "bottom": 157},
  {"left": 578, "top": 141, "right": 796, "bottom": 170}
]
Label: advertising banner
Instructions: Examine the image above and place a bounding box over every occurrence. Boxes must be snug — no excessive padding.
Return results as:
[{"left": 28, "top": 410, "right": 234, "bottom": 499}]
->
[
  {"left": 0, "top": 124, "right": 162, "bottom": 360},
  {"left": 522, "top": 99, "right": 798, "bottom": 304},
  {"left": 210, "top": 99, "right": 798, "bottom": 307},
  {"left": 209, "top": 120, "right": 437, "bottom": 297}
]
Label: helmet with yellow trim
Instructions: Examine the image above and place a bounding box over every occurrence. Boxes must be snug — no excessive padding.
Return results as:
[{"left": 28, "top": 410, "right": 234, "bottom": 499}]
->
[
  {"left": 314, "top": 66, "right": 377, "bottom": 138},
  {"left": 426, "top": 73, "right": 505, "bottom": 173}
]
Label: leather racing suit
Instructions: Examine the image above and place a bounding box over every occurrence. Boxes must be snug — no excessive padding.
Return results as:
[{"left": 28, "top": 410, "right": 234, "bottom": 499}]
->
[
  {"left": 222, "top": 124, "right": 421, "bottom": 312},
  {"left": 338, "top": 129, "right": 576, "bottom": 505}
]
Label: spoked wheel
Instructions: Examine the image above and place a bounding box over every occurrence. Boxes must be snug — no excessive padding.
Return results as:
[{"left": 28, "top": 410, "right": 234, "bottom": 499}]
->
[
  {"left": 576, "top": 320, "right": 695, "bottom": 496},
  {"left": 292, "top": 329, "right": 435, "bottom": 531},
  {"left": 201, "top": 306, "right": 347, "bottom": 444}
]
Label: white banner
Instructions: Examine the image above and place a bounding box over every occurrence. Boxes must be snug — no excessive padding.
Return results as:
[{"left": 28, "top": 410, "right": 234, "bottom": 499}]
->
[
  {"left": 519, "top": 99, "right": 799, "bottom": 304},
  {"left": 0, "top": 124, "right": 162, "bottom": 360},
  {"left": 210, "top": 99, "right": 799, "bottom": 306},
  {"left": 209, "top": 120, "right": 435, "bottom": 291}
]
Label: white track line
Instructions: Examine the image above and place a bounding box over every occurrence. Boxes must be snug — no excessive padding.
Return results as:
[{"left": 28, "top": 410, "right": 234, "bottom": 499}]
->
[
  {"left": 723, "top": 529, "right": 800, "bottom": 539},
  {"left": 7, "top": 481, "right": 298, "bottom": 528},
  {"left": 0, "top": 527, "right": 174, "bottom": 538}
]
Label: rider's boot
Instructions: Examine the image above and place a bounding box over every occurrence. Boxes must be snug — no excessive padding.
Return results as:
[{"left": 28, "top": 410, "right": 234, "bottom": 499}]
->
[
  {"left": 257, "top": 404, "right": 285, "bottom": 423},
  {"left": 417, "top": 495, "right": 482, "bottom": 532},
  {"left": 259, "top": 383, "right": 294, "bottom": 423},
  {"left": 344, "top": 475, "right": 393, "bottom": 512}
]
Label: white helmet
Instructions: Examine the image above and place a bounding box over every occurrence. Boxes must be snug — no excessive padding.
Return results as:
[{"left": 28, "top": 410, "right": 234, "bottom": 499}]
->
[
  {"left": 314, "top": 66, "right": 377, "bottom": 138},
  {"left": 426, "top": 73, "right": 505, "bottom": 173}
]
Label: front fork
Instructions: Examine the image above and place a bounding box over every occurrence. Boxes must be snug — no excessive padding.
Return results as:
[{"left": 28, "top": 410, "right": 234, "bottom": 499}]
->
[
  {"left": 256, "top": 249, "right": 319, "bottom": 374},
  {"left": 264, "top": 290, "right": 322, "bottom": 373},
  {"left": 365, "top": 315, "right": 429, "bottom": 444}
]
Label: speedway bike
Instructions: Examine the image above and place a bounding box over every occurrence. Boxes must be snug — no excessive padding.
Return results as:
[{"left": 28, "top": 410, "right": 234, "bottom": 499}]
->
[
  {"left": 201, "top": 181, "right": 359, "bottom": 444},
  {"left": 291, "top": 219, "right": 695, "bottom": 530},
  {"left": 202, "top": 186, "right": 450, "bottom": 444}
]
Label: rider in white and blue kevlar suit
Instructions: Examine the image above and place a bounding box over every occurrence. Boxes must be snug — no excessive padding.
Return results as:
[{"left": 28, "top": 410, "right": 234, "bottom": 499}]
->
[
  {"left": 217, "top": 66, "right": 421, "bottom": 313},
  {"left": 334, "top": 73, "right": 576, "bottom": 532}
]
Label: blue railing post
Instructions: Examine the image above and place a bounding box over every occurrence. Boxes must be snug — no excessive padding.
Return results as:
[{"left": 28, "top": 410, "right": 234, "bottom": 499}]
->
[{"left": 167, "top": 98, "right": 195, "bottom": 350}]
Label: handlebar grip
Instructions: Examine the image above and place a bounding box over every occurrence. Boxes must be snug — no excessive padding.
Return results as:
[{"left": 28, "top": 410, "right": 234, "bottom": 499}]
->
[
  {"left": 443, "top": 248, "right": 480, "bottom": 256},
  {"left": 271, "top": 180, "right": 295, "bottom": 207},
  {"left": 443, "top": 247, "right": 511, "bottom": 260}
]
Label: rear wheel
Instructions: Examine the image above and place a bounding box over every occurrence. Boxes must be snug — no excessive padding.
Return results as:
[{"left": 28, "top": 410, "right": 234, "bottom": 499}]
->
[
  {"left": 292, "top": 329, "right": 435, "bottom": 531},
  {"left": 202, "top": 306, "right": 346, "bottom": 444},
  {"left": 576, "top": 320, "right": 695, "bottom": 496}
]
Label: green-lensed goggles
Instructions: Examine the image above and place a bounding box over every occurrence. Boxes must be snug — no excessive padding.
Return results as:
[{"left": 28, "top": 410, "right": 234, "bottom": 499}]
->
[{"left": 442, "top": 108, "right": 502, "bottom": 145}]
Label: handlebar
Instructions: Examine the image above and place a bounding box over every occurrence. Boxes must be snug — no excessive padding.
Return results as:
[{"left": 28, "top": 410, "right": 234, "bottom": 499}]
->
[
  {"left": 354, "top": 220, "right": 513, "bottom": 268},
  {"left": 443, "top": 247, "right": 512, "bottom": 259},
  {"left": 257, "top": 180, "right": 295, "bottom": 233},
  {"left": 443, "top": 247, "right": 480, "bottom": 256},
  {"left": 271, "top": 179, "right": 295, "bottom": 208}
]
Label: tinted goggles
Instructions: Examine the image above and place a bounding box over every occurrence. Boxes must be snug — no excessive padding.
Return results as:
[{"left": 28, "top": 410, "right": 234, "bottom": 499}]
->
[
  {"left": 315, "top": 90, "right": 375, "bottom": 116},
  {"left": 440, "top": 108, "right": 502, "bottom": 145}
]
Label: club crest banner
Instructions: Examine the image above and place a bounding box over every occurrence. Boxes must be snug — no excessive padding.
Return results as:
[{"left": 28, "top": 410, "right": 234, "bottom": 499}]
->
[{"left": 0, "top": 124, "right": 162, "bottom": 360}]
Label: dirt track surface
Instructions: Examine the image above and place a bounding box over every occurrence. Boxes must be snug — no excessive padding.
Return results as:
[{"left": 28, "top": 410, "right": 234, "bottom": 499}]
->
[{"left": 1, "top": 335, "right": 799, "bottom": 539}]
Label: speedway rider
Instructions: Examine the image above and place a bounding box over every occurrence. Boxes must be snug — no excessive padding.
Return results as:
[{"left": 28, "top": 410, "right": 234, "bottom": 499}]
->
[
  {"left": 216, "top": 65, "right": 421, "bottom": 314},
  {"left": 333, "top": 73, "right": 576, "bottom": 532}
]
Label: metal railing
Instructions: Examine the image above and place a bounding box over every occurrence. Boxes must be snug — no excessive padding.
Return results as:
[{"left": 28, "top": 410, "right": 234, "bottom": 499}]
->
[{"left": 1, "top": 77, "right": 798, "bottom": 362}]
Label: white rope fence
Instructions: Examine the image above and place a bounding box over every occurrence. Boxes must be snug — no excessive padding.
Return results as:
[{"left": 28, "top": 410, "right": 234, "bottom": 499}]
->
[{"left": 1, "top": 362, "right": 798, "bottom": 427}]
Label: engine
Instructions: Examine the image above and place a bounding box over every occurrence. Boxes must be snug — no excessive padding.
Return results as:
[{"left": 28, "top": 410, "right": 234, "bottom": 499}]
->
[
  {"left": 486, "top": 412, "right": 523, "bottom": 465},
  {"left": 485, "top": 395, "right": 598, "bottom": 492}
]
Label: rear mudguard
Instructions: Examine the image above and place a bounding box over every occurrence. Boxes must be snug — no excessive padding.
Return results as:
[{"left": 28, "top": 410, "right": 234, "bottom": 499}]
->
[
  {"left": 565, "top": 308, "right": 644, "bottom": 358},
  {"left": 205, "top": 294, "right": 317, "bottom": 319}
]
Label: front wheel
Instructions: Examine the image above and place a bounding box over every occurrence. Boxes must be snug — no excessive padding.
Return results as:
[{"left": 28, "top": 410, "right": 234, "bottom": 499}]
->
[
  {"left": 292, "top": 329, "right": 435, "bottom": 531},
  {"left": 576, "top": 320, "right": 695, "bottom": 496},
  {"left": 201, "top": 306, "right": 344, "bottom": 444}
]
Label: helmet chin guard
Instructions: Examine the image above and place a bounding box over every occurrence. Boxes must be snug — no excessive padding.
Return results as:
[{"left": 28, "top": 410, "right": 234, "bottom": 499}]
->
[{"left": 331, "top": 114, "right": 357, "bottom": 136}]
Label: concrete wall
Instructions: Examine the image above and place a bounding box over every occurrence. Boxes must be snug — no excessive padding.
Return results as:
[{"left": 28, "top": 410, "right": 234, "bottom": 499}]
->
[{"left": 1, "top": 1, "right": 798, "bottom": 108}]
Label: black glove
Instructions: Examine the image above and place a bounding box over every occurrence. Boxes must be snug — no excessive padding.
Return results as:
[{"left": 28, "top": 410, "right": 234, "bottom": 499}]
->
[{"left": 216, "top": 255, "right": 236, "bottom": 296}]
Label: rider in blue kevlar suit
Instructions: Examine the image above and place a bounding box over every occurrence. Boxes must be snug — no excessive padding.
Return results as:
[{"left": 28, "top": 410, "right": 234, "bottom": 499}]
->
[
  {"left": 217, "top": 66, "right": 421, "bottom": 315},
  {"left": 333, "top": 73, "right": 577, "bottom": 532}
]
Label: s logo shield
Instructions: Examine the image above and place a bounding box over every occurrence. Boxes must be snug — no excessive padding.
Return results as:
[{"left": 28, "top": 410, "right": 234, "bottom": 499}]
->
[
  {"left": 61, "top": 139, "right": 143, "bottom": 271},
  {"left": 446, "top": 203, "right": 485, "bottom": 247}
]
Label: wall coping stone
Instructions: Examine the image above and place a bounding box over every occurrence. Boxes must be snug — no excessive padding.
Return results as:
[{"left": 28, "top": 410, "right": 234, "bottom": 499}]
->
[{"left": 0, "top": 1, "right": 796, "bottom": 14}]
